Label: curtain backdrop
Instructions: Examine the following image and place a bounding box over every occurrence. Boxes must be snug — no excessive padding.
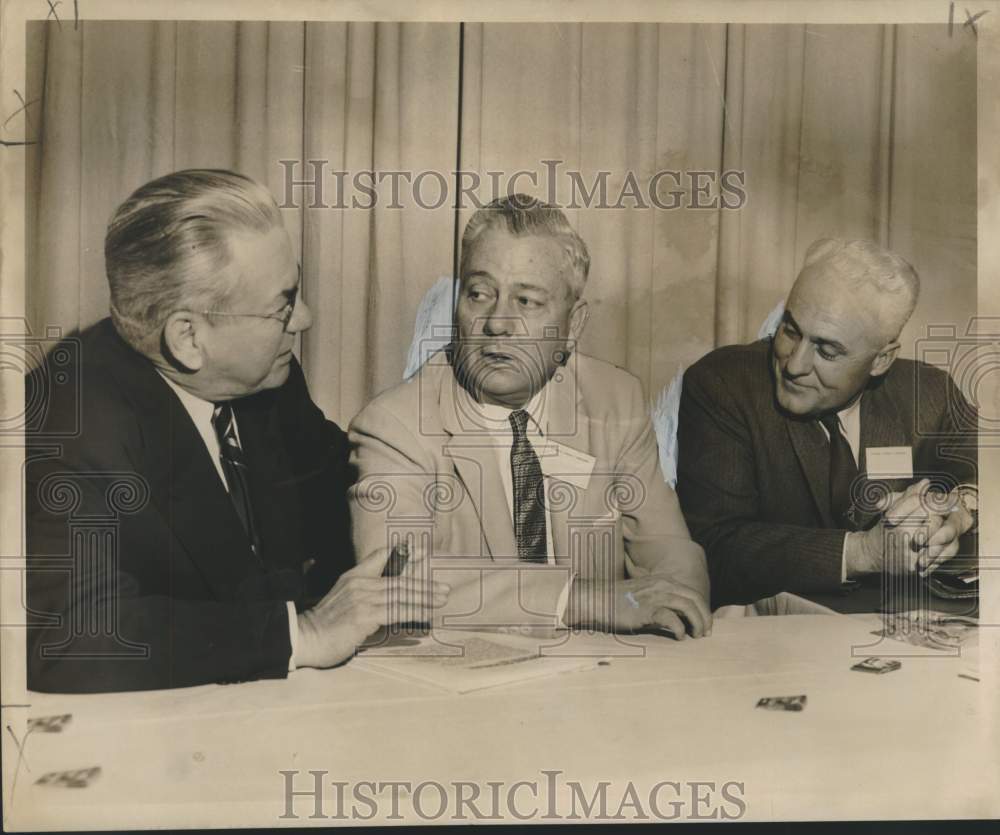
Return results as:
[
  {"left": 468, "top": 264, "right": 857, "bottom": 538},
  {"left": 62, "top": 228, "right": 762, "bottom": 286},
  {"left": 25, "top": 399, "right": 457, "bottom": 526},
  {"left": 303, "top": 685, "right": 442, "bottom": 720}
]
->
[{"left": 27, "top": 21, "right": 976, "bottom": 426}]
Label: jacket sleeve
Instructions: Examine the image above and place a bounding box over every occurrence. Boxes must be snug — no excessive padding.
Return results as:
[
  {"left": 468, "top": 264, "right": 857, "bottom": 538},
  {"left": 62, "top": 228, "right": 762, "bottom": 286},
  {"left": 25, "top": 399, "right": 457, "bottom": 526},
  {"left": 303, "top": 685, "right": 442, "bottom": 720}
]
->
[
  {"left": 278, "top": 360, "right": 357, "bottom": 605},
  {"left": 347, "top": 399, "right": 440, "bottom": 564},
  {"left": 920, "top": 367, "right": 979, "bottom": 573},
  {"left": 612, "top": 374, "right": 708, "bottom": 600}
]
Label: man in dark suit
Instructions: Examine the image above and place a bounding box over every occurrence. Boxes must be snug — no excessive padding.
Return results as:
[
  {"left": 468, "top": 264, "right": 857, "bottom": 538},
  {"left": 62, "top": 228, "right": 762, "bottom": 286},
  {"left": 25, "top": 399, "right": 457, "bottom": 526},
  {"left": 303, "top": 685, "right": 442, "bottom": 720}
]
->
[
  {"left": 26, "top": 170, "right": 447, "bottom": 693},
  {"left": 677, "top": 238, "right": 977, "bottom": 611}
]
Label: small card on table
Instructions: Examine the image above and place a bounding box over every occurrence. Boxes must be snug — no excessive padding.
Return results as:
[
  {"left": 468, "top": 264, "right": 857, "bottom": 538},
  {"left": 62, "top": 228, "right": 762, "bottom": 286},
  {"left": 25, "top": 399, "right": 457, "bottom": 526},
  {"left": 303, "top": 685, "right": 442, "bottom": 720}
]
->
[
  {"left": 756, "top": 695, "right": 806, "bottom": 712},
  {"left": 851, "top": 657, "right": 902, "bottom": 674}
]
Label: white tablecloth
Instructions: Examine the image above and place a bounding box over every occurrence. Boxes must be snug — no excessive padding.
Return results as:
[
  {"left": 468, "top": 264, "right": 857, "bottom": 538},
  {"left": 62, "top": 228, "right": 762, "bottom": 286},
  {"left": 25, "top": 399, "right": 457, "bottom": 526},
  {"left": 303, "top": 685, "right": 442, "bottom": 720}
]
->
[{"left": 5, "top": 614, "right": 996, "bottom": 827}]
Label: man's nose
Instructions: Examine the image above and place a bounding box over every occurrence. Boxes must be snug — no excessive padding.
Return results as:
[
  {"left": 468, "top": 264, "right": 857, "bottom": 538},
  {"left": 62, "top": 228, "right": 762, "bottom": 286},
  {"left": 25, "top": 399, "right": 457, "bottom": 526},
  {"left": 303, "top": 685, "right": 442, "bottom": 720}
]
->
[
  {"left": 784, "top": 338, "right": 813, "bottom": 377},
  {"left": 481, "top": 299, "right": 519, "bottom": 337},
  {"left": 287, "top": 296, "right": 313, "bottom": 334}
]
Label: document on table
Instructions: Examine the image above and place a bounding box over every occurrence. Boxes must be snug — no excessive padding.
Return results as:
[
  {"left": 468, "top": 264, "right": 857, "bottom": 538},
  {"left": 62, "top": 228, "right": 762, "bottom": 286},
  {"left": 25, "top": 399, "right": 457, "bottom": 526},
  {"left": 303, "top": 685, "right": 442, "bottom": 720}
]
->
[{"left": 352, "top": 629, "right": 609, "bottom": 694}]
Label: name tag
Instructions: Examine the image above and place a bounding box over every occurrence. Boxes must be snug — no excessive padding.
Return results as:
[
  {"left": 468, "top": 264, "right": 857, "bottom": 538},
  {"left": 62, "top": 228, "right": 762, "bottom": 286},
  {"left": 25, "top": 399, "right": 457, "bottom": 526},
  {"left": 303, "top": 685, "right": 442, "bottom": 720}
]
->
[
  {"left": 865, "top": 446, "right": 914, "bottom": 479},
  {"left": 535, "top": 441, "right": 596, "bottom": 489}
]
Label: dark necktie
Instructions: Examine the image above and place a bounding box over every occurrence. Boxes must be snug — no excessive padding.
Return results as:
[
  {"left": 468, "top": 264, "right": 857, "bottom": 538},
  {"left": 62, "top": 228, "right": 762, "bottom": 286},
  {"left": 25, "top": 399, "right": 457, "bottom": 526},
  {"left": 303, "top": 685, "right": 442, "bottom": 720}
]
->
[
  {"left": 509, "top": 409, "right": 547, "bottom": 563},
  {"left": 819, "top": 412, "right": 859, "bottom": 530},
  {"left": 212, "top": 403, "right": 260, "bottom": 558}
]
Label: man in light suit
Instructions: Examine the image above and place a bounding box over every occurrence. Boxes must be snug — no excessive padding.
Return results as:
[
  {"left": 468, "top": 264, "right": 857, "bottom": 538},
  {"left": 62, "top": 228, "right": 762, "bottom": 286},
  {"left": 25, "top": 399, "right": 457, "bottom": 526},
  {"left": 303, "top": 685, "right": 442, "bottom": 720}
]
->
[
  {"left": 26, "top": 170, "right": 447, "bottom": 692},
  {"left": 677, "top": 239, "right": 977, "bottom": 611},
  {"left": 349, "top": 195, "right": 710, "bottom": 638}
]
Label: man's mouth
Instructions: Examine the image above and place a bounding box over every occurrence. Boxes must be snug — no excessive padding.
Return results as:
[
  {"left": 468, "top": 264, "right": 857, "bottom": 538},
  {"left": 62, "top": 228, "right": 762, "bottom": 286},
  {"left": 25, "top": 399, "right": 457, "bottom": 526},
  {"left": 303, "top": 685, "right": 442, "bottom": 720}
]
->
[
  {"left": 781, "top": 374, "right": 810, "bottom": 392},
  {"left": 480, "top": 348, "right": 517, "bottom": 363}
]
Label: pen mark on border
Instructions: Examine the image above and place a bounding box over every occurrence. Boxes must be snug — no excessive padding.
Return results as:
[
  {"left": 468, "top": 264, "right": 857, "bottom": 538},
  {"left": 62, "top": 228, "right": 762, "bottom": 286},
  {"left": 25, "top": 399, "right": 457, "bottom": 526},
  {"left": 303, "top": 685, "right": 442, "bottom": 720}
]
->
[
  {"left": 6, "top": 725, "right": 31, "bottom": 774},
  {"left": 1, "top": 90, "right": 41, "bottom": 148},
  {"left": 3, "top": 91, "right": 39, "bottom": 132},
  {"left": 949, "top": 2, "right": 989, "bottom": 37},
  {"left": 45, "top": 0, "right": 62, "bottom": 28}
]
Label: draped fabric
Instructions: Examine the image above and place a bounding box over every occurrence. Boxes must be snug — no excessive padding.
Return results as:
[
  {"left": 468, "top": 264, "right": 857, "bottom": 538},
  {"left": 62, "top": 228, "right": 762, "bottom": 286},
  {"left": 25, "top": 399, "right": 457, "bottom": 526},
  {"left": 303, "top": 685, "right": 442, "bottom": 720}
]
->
[{"left": 28, "top": 22, "right": 976, "bottom": 425}]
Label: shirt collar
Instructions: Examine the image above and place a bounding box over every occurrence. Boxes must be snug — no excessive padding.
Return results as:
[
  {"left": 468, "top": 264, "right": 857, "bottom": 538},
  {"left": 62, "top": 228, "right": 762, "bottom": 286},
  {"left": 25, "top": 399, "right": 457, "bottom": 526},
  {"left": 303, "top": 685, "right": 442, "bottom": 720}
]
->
[
  {"left": 470, "top": 387, "right": 549, "bottom": 436},
  {"left": 156, "top": 370, "right": 217, "bottom": 427},
  {"left": 836, "top": 392, "right": 862, "bottom": 426}
]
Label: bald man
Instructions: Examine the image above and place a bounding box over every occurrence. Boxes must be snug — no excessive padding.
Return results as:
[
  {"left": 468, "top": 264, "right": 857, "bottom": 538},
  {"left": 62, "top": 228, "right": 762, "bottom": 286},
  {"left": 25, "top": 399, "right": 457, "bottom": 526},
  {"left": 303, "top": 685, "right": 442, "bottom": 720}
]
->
[{"left": 676, "top": 239, "right": 978, "bottom": 611}]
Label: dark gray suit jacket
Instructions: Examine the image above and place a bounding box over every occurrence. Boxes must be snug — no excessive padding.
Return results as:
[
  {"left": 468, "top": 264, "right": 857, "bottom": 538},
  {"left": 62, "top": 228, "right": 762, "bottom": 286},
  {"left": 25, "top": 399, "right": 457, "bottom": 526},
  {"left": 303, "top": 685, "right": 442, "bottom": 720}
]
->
[
  {"left": 677, "top": 339, "right": 977, "bottom": 608},
  {"left": 26, "top": 319, "right": 356, "bottom": 693}
]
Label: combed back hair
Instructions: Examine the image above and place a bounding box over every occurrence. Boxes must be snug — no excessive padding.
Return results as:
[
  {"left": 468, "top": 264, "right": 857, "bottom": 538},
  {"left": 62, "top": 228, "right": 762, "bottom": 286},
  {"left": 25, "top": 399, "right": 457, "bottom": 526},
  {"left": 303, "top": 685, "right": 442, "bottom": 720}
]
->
[
  {"left": 459, "top": 194, "right": 591, "bottom": 300},
  {"left": 800, "top": 238, "right": 920, "bottom": 340},
  {"left": 105, "top": 169, "right": 283, "bottom": 354}
]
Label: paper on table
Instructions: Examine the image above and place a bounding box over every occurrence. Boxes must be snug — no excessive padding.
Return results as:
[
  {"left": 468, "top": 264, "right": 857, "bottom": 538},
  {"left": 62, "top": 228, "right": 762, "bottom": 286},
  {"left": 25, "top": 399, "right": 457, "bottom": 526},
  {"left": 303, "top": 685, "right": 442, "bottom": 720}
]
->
[{"left": 352, "top": 629, "right": 609, "bottom": 694}]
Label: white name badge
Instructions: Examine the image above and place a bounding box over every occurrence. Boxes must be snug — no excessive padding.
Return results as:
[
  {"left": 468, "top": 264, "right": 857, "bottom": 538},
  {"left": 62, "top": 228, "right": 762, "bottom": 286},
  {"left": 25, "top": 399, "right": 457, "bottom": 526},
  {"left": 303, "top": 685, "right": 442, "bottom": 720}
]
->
[
  {"left": 865, "top": 446, "right": 914, "bottom": 479},
  {"left": 536, "top": 441, "right": 596, "bottom": 489}
]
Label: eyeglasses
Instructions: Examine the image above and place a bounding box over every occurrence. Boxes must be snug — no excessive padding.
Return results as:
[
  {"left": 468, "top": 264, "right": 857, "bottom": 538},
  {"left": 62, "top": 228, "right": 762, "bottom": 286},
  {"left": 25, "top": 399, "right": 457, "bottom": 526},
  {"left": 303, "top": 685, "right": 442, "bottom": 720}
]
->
[{"left": 200, "top": 288, "right": 300, "bottom": 333}]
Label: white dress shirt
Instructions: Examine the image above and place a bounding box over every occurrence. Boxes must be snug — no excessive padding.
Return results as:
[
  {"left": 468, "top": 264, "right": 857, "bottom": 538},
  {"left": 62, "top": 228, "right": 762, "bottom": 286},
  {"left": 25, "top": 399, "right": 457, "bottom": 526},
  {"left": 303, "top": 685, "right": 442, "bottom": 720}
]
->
[{"left": 157, "top": 372, "right": 300, "bottom": 670}]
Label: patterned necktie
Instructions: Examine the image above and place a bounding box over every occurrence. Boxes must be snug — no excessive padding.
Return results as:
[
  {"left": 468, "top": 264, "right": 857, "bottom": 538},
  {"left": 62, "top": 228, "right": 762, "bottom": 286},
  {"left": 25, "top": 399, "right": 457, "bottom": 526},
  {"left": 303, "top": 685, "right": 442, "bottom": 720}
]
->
[
  {"left": 212, "top": 403, "right": 260, "bottom": 557},
  {"left": 509, "top": 409, "right": 547, "bottom": 563},
  {"left": 819, "top": 412, "right": 859, "bottom": 530}
]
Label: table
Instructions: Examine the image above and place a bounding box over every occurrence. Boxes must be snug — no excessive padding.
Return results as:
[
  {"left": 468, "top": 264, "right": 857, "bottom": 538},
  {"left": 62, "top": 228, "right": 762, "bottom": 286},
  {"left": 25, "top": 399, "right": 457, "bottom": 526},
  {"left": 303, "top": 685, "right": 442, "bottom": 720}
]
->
[{"left": 5, "top": 614, "right": 996, "bottom": 827}]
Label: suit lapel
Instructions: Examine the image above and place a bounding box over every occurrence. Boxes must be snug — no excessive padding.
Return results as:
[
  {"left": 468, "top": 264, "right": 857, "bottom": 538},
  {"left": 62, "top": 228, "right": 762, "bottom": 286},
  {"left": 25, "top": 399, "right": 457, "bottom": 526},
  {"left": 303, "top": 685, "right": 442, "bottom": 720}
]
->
[
  {"left": 856, "top": 379, "right": 912, "bottom": 519},
  {"left": 439, "top": 369, "right": 517, "bottom": 560},
  {"left": 785, "top": 417, "right": 835, "bottom": 528},
  {"left": 545, "top": 352, "right": 589, "bottom": 565},
  {"left": 858, "top": 381, "right": 908, "bottom": 473},
  {"left": 110, "top": 337, "right": 258, "bottom": 599}
]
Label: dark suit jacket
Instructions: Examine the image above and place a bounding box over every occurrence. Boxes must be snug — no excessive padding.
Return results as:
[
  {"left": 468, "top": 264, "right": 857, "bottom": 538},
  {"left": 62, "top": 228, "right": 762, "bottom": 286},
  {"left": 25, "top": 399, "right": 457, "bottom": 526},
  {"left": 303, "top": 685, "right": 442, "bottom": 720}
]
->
[
  {"left": 677, "top": 339, "right": 978, "bottom": 608},
  {"left": 25, "top": 319, "right": 355, "bottom": 693}
]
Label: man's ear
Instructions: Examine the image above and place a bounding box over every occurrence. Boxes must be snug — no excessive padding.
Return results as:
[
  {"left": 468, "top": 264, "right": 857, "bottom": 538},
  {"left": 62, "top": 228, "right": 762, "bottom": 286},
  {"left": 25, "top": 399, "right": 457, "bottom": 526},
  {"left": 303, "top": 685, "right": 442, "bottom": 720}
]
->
[
  {"left": 870, "top": 339, "right": 900, "bottom": 378},
  {"left": 162, "top": 311, "right": 206, "bottom": 372},
  {"left": 567, "top": 298, "right": 589, "bottom": 346}
]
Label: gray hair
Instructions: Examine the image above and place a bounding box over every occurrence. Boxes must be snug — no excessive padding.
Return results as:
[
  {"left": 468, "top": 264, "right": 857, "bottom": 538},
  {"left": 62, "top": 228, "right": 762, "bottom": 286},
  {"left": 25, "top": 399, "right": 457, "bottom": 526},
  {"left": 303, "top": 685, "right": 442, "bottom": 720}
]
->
[
  {"left": 459, "top": 194, "right": 591, "bottom": 300},
  {"left": 800, "top": 238, "right": 920, "bottom": 340},
  {"left": 105, "top": 169, "right": 283, "bottom": 354}
]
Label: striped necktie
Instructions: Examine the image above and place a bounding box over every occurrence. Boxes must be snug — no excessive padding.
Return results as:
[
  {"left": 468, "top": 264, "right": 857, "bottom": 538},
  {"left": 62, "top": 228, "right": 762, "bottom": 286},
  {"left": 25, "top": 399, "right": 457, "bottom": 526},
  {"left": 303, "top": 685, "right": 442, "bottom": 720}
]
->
[
  {"left": 509, "top": 409, "right": 547, "bottom": 563},
  {"left": 212, "top": 403, "right": 260, "bottom": 557}
]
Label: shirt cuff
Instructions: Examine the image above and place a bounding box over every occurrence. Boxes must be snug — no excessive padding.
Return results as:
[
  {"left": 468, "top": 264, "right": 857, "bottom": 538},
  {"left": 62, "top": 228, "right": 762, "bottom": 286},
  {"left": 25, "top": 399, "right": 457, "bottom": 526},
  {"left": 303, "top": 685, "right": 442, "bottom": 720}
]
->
[
  {"left": 287, "top": 601, "right": 298, "bottom": 672},
  {"left": 840, "top": 532, "right": 849, "bottom": 584}
]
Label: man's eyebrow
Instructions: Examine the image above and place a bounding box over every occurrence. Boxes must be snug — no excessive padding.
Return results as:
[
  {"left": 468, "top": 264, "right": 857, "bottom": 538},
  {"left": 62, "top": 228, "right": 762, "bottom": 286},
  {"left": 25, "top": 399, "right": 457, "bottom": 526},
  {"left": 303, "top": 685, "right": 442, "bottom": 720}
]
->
[
  {"left": 463, "top": 270, "right": 495, "bottom": 283},
  {"left": 783, "top": 310, "right": 847, "bottom": 353},
  {"left": 280, "top": 264, "right": 302, "bottom": 298},
  {"left": 813, "top": 335, "right": 847, "bottom": 354},
  {"left": 511, "top": 281, "right": 551, "bottom": 295}
]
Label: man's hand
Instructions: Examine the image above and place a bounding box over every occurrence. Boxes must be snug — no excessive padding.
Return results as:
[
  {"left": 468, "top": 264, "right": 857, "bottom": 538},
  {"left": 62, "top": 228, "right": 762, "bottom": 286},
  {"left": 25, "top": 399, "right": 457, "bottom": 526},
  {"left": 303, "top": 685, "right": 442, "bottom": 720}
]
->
[
  {"left": 846, "top": 479, "right": 973, "bottom": 577},
  {"left": 294, "top": 546, "right": 450, "bottom": 669},
  {"left": 567, "top": 575, "right": 712, "bottom": 639},
  {"left": 919, "top": 486, "right": 975, "bottom": 575}
]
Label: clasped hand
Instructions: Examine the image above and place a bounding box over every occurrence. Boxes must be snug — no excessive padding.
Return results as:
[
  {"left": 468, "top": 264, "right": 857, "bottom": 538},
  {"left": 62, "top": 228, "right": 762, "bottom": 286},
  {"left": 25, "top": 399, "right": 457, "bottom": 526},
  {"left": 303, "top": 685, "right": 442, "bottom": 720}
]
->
[{"left": 850, "top": 479, "right": 974, "bottom": 576}]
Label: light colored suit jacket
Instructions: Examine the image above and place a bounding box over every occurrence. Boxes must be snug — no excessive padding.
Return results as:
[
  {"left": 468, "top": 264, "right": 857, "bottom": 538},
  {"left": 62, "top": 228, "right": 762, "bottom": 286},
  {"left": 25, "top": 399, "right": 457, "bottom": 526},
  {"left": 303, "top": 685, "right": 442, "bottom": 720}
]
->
[{"left": 348, "top": 349, "right": 706, "bottom": 627}]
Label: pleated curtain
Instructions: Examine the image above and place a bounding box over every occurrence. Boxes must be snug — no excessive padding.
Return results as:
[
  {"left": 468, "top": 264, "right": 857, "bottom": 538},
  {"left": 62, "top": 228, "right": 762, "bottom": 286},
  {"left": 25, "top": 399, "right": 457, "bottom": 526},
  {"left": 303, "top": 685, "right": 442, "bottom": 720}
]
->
[{"left": 28, "top": 22, "right": 976, "bottom": 425}]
